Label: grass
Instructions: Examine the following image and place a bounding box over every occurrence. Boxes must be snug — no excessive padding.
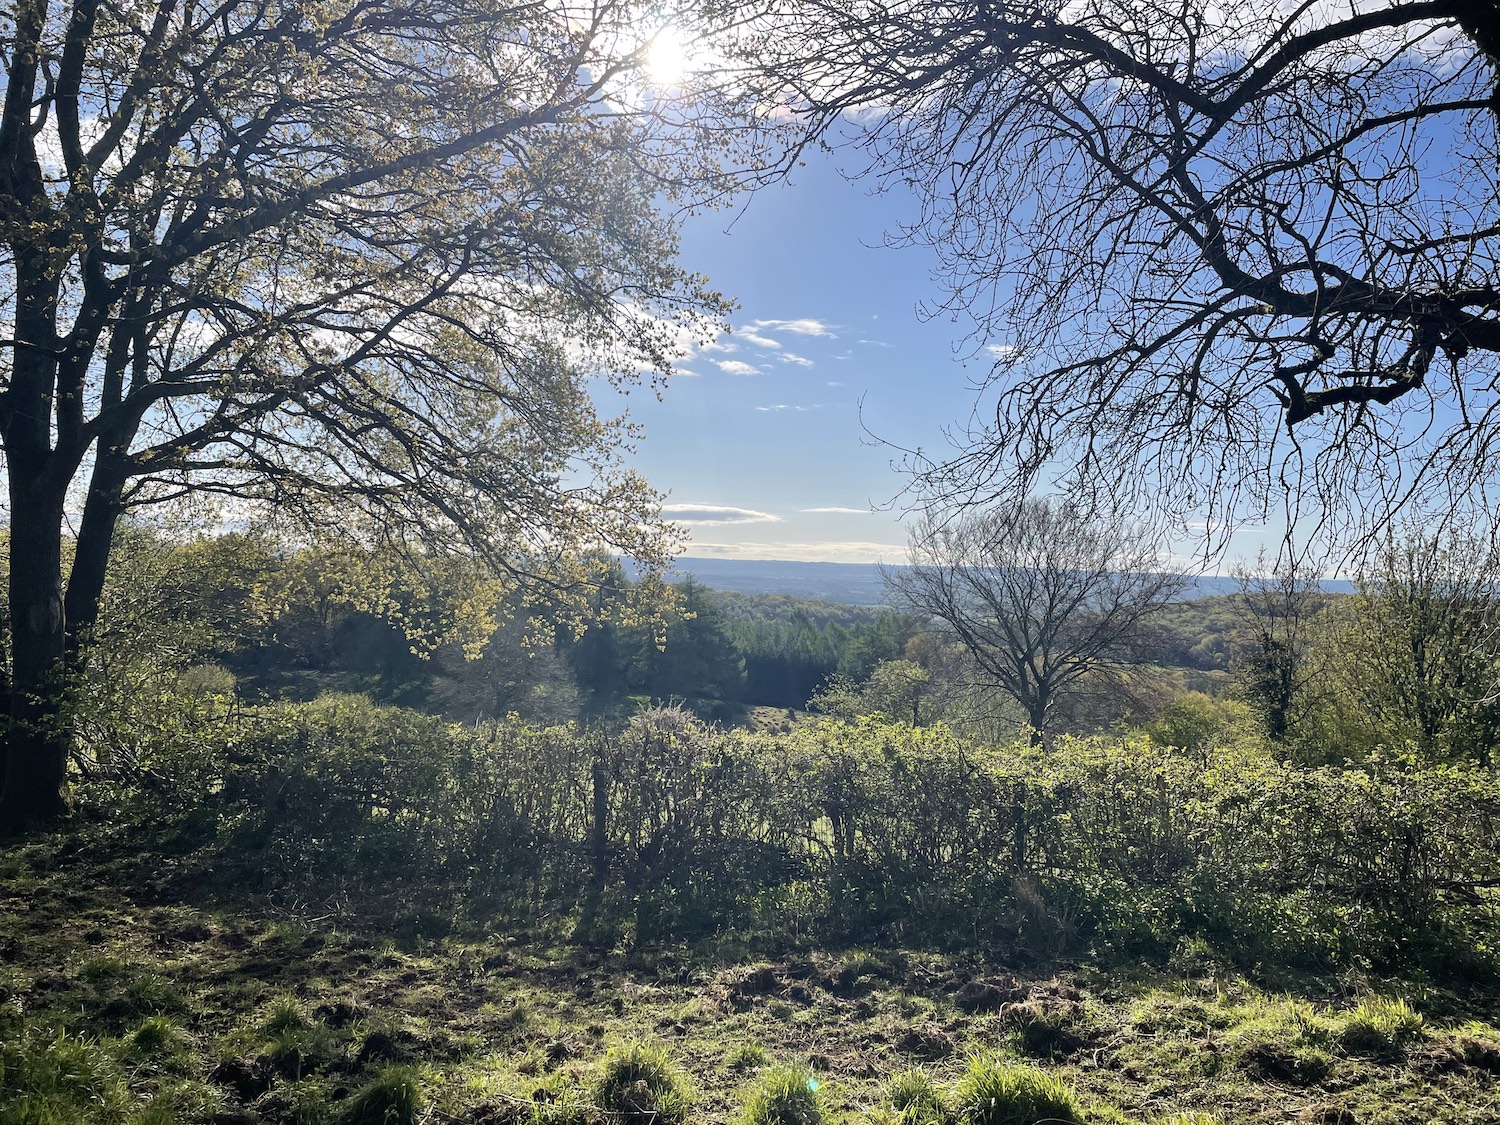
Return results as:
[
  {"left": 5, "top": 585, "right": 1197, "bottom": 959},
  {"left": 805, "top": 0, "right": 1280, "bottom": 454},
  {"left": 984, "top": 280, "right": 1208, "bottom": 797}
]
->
[
  {"left": 950, "top": 1057, "right": 1081, "bottom": 1125},
  {"left": 2, "top": 832, "right": 1500, "bottom": 1125},
  {"left": 743, "top": 1064, "right": 824, "bottom": 1125},
  {"left": 591, "top": 1041, "right": 692, "bottom": 1124}
]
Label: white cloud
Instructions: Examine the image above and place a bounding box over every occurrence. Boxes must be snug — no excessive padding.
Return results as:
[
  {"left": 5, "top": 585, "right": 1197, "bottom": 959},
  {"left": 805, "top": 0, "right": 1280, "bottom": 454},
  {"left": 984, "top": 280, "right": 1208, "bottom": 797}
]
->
[
  {"left": 738, "top": 330, "right": 783, "bottom": 349},
  {"left": 986, "top": 343, "right": 1018, "bottom": 360},
  {"left": 857, "top": 339, "right": 895, "bottom": 348},
  {"left": 701, "top": 337, "right": 738, "bottom": 353},
  {"left": 777, "top": 352, "right": 814, "bottom": 367},
  {"left": 755, "top": 403, "right": 822, "bottom": 412},
  {"left": 715, "top": 359, "right": 762, "bottom": 376},
  {"left": 752, "top": 318, "right": 836, "bottom": 338},
  {"left": 802, "top": 506, "right": 870, "bottom": 514},
  {"left": 670, "top": 368, "right": 700, "bottom": 377},
  {"left": 826, "top": 381, "right": 845, "bottom": 388},
  {"left": 663, "top": 504, "right": 781, "bottom": 526}
]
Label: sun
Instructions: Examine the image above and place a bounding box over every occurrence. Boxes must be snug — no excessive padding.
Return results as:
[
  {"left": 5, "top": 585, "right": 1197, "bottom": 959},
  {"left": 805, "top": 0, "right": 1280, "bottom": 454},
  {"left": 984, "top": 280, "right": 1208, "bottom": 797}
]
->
[{"left": 644, "top": 25, "right": 693, "bottom": 87}]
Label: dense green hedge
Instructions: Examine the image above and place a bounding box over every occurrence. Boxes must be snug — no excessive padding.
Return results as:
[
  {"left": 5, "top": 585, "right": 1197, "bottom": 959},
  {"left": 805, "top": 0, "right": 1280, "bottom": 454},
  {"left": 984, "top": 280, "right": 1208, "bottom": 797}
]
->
[{"left": 119, "top": 696, "right": 1500, "bottom": 966}]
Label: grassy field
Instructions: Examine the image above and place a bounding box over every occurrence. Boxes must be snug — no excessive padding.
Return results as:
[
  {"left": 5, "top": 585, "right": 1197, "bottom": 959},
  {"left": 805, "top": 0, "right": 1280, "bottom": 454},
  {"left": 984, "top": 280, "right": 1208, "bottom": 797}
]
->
[{"left": 4, "top": 830, "right": 1500, "bottom": 1125}]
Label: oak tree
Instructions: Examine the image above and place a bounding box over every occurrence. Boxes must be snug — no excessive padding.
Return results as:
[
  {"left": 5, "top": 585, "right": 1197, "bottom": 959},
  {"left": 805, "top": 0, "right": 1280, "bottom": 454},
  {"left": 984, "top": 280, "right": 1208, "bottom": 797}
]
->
[{"left": 0, "top": 0, "right": 739, "bottom": 824}]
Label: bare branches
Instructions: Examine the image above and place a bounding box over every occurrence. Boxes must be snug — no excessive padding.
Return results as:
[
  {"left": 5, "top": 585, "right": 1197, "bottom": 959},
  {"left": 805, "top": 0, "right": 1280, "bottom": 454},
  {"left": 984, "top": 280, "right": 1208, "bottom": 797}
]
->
[
  {"left": 731, "top": 0, "right": 1500, "bottom": 552},
  {"left": 886, "top": 496, "right": 1187, "bottom": 740}
]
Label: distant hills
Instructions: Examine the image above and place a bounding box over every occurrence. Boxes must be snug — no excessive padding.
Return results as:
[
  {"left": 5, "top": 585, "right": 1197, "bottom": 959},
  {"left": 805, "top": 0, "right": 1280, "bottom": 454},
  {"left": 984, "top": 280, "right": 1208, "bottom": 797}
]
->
[{"left": 657, "top": 556, "right": 1353, "bottom": 607}]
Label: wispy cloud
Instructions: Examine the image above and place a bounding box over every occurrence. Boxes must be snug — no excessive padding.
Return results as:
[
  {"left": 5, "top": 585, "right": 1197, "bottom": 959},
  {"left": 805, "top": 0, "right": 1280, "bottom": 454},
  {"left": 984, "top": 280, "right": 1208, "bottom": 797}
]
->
[
  {"left": 688, "top": 540, "right": 905, "bottom": 563},
  {"left": 663, "top": 504, "right": 781, "bottom": 526},
  {"left": 986, "top": 343, "right": 1018, "bottom": 360},
  {"left": 738, "top": 330, "right": 782, "bottom": 349},
  {"left": 671, "top": 368, "right": 700, "bottom": 377},
  {"left": 857, "top": 339, "right": 895, "bottom": 348},
  {"left": 777, "top": 352, "right": 814, "bottom": 367},
  {"left": 826, "top": 380, "right": 845, "bottom": 388},
  {"left": 715, "top": 359, "right": 762, "bottom": 376},
  {"left": 700, "top": 337, "right": 737, "bottom": 353},
  {"left": 802, "top": 506, "right": 870, "bottom": 514},
  {"left": 753, "top": 318, "right": 836, "bottom": 338},
  {"left": 755, "top": 403, "right": 824, "bottom": 412}
]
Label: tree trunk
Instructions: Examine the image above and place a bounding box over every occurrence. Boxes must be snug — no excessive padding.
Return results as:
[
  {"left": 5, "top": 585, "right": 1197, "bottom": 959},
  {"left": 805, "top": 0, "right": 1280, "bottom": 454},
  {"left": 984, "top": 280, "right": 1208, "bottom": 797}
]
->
[
  {"left": 0, "top": 475, "right": 72, "bottom": 829},
  {"left": 63, "top": 443, "right": 130, "bottom": 664}
]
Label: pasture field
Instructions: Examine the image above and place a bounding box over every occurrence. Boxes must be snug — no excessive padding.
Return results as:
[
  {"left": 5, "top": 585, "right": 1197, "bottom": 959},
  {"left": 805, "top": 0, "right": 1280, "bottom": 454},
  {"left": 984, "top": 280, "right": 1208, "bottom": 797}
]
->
[{"left": 3, "top": 827, "right": 1500, "bottom": 1125}]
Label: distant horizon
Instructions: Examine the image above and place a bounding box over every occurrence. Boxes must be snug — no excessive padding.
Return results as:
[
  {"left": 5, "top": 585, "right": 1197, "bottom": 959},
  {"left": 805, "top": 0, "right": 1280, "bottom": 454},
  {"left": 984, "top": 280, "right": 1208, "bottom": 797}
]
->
[{"left": 654, "top": 554, "right": 1357, "bottom": 608}]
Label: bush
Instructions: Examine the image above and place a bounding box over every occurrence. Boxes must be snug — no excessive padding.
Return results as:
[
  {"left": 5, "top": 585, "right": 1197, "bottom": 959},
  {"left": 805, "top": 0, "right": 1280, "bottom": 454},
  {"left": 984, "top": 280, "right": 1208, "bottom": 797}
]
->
[
  {"left": 951, "top": 1057, "right": 1081, "bottom": 1125},
  {"left": 743, "top": 1064, "right": 824, "bottom": 1125},
  {"left": 591, "top": 1042, "right": 692, "bottom": 1125}
]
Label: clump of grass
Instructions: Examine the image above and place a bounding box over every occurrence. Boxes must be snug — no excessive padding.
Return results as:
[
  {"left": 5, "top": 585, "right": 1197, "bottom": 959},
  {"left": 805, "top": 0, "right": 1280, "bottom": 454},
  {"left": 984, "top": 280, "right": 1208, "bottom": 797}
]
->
[
  {"left": 836, "top": 949, "right": 883, "bottom": 987},
  {"left": 591, "top": 1042, "right": 692, "bottom": 1125},
  {"left": 79, "top": 956, "right": 130, "bottom": 985},
  {"left": 126, "top": 1015, "right": 192, "bottom": 1062},
  {"left": 1150, "top": 1115, "right": 1225, "bottom": 1125},
  {"left": 1004, "top": 1000, "right": 1094, "bottom": 1060},
  {"left": 730, "top": 1043, "right": 769, "bottom": 1072},
  {"left": 951, "top": 1056, "right": 1081, "bottom": 1125},
  {"left": 0, "top": 1026, "right": 133, "bottom": 1124},
  {"left": 340, "top": 1065, "right": 426, "bottom": 1125},
  {"left": 261, "top": 994, "right": 310, "bottom": 1035},
  {"left": 1339, "top": 995, "right": 1423, "bottom": 1053},
  {"left": 743, "top": 1063, "right": 824, "bottom": 1125},
  {"left": 884, "top": 1067, "right": 952, "bottom": 1125}
]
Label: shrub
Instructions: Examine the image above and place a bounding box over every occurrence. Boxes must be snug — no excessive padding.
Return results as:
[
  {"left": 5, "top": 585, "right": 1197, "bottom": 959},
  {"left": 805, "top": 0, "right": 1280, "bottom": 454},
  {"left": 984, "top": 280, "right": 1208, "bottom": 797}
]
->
[
  {"left": 743, "top": 1064, "right": 824, "bottom": 1125},
  {"left": 951, "top": 1057, "right": 1081, "bottom": 1125},
  {"left": 341, "top": 1066, "right": 426, "bottom": 1125},
  {"left": 591, "top": 1042, "right": 692, "bottom": 1125}
]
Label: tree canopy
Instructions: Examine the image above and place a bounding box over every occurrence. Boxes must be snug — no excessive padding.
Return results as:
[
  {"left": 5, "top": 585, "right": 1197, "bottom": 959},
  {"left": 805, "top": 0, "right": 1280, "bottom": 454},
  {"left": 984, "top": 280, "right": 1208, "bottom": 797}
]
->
[
  {"left": 731, "top": 0, "right": 1500, "bottom": 550},
  {"left": 0, "top": 0, "right": 746, "bottom": 823}
]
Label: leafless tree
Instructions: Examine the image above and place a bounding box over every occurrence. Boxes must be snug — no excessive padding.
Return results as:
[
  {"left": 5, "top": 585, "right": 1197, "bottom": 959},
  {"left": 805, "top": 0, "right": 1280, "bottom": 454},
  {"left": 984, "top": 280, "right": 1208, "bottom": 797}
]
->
[
  {"left": 885, "top": 498, "right": 1187, "bottom": 742},
  {"left": 727, "top": 1, "right": 1500, "bottom": 552},
  {"left": 1231, "top": 552, "right": 1330, "bottom": 743}
]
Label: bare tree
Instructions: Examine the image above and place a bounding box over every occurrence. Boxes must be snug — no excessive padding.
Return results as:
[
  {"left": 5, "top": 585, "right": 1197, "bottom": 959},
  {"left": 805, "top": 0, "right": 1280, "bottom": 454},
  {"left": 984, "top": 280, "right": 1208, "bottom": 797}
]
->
[
  {"left": 728, "top": 1, "right": 1500, "bottom": 550},
  {"left": 0, "top": 0, "right": 750, "bottom": 825},
  {"left": 885, "top": 498, "right": 1187, "bottom": 742},
  {"left": 1232, "top": 552, "right": 1330, "bottom": 743}
]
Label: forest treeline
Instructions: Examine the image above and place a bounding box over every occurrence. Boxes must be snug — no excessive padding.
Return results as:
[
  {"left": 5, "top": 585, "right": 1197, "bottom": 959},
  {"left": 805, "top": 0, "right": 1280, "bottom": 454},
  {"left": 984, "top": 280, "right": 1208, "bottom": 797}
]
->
[
  {"left": 20, "top": 524, "right": 1500, "bottom": 771},
  {"left": 3, "top": 521, "right": 1499, "bottom": 977},
  {"left": 33, "top": 527, "right": 921, "bottom": 729}
]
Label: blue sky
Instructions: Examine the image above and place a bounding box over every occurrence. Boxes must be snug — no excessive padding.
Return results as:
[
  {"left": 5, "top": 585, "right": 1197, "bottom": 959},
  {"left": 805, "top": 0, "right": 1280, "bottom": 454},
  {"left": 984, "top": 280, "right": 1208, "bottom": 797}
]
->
[
  {"left": 624, "top": 146, "right": 995, "bottom": 564},
  {"left": 618, "top": 146, "right": 1298, "bottom": 571}
]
